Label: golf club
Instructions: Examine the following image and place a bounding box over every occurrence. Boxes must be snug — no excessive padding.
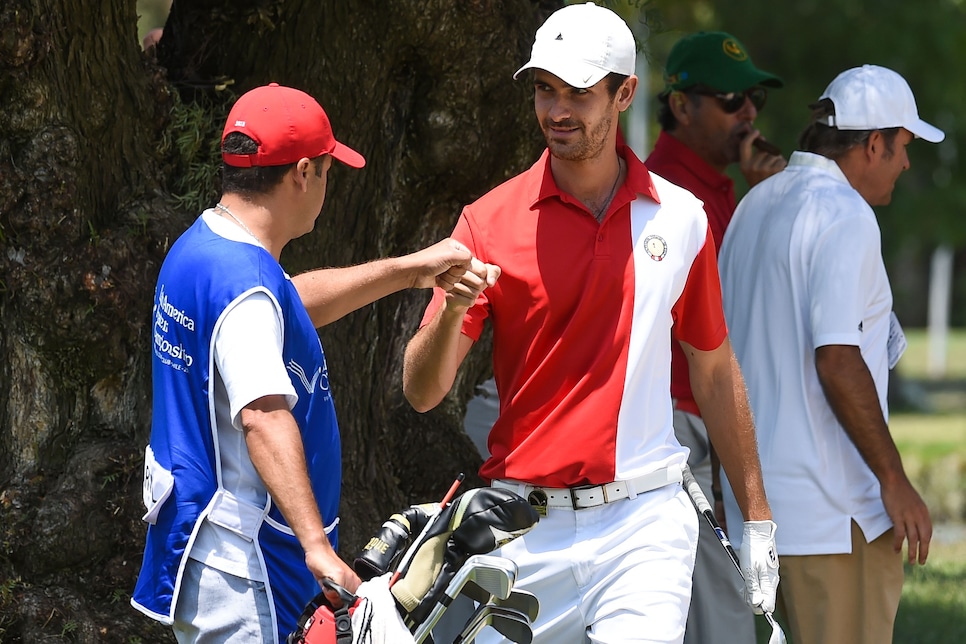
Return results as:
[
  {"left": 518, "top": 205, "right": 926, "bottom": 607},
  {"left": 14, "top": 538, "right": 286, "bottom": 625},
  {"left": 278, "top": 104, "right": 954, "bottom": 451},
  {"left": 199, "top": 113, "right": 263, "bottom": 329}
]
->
[
  {"left": 461, "top": 583, "right": 540, "bottom": 623},
  {"left": 682, "top": 465, "right": 787, "bottom": 644},
  {"left": 452, "top": 603, "right": 493, "bottom": 644},
  {"left": 411, "top": 554, "right": 517, "bottom": 643},
  {"left": 453, "top": 604, "right": 533, "bottom": 644}
]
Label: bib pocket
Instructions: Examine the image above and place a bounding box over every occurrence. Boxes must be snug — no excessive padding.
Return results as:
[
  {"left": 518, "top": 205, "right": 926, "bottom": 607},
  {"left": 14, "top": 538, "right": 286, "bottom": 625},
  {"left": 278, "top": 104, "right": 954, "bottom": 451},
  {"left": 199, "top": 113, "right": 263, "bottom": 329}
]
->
[{"left": 141, "top": 445, "right": 174, "bottom": 525}]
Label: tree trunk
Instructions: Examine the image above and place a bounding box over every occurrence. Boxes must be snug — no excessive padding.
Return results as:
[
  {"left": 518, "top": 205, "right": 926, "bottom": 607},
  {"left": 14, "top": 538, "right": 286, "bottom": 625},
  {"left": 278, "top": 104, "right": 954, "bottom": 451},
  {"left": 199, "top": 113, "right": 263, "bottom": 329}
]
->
[{"left": 0, "top": 0, "right": 557, "bottom": 640}]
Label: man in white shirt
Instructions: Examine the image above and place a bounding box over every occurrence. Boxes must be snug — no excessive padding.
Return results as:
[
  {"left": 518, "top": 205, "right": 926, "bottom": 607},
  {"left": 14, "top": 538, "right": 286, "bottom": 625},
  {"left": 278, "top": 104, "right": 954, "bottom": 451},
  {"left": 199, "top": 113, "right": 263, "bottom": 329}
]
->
[{"left": 718, "top": 65, "right": 941, "bottom": 644}]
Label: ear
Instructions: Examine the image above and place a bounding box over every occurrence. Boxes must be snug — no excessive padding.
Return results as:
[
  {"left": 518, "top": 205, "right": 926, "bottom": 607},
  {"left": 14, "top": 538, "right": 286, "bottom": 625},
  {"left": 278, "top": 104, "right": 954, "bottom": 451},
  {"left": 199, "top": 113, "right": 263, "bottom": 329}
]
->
[
  {"left": 616, "top": 76, "right": 639, "bottom": 112},
  {"left": 293, "top": 157, "right": 313, "bottom": 192},
  {"left": 668, "top": 91, "right": 691, "bottom": 125},
  {"left": 864, "top": 130, "right": 884, "bottom": 163}
]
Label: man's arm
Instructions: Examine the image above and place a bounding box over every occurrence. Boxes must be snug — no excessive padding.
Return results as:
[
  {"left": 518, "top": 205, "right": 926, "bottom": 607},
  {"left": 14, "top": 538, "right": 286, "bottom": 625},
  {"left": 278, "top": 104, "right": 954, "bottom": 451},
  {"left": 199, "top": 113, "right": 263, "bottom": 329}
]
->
[
  {"left": 292, "top": 238, "right": 472, "bottom": 327},
  {"left": 684, "top": 336, "right": 778, "bottom": 614},
  {"left": 815, "top": 344, "right": 932, "bottom": 564},
  {"left": 242, "top": 395, "right": 361, "bottom": 596},
  {"left": 403, "top": 259, "right": 500, "bottom": 413},
  {"left": 681, "top": 337, "right": 770, "bottom": 521}
]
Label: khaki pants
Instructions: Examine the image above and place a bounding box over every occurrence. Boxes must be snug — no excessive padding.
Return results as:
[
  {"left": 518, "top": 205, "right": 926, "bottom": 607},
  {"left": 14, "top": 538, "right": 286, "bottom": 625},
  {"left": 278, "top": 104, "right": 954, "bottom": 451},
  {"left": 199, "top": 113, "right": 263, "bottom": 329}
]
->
[{"left": 777, "top": 520, "right": 903, "bottom": 644}]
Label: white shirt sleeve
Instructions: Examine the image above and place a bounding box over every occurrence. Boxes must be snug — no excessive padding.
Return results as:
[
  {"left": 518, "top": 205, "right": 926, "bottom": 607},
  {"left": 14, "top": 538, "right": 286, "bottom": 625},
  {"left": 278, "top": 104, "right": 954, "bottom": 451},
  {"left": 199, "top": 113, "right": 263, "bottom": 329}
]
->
[
  {"left": 214, "top": 290, "right": 298, "bottom": 430},
  {"left": 808, "top": 213, "right": 881, "bottom": 349}
]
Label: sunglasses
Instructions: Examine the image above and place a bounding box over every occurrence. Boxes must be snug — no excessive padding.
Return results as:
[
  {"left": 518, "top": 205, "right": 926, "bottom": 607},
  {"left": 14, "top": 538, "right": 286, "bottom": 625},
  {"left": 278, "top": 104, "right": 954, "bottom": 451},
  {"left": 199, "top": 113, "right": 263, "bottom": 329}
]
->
[{"left": 688, "top": 86, "right": 768, "bottom": 113}]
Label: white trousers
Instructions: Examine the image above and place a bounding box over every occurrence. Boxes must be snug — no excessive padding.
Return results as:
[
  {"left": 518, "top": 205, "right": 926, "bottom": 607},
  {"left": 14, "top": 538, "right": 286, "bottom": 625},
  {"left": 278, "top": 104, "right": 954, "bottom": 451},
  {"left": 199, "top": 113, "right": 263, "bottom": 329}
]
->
[{"left": 478, "top": 482, "right": 698, "bottom": 644}]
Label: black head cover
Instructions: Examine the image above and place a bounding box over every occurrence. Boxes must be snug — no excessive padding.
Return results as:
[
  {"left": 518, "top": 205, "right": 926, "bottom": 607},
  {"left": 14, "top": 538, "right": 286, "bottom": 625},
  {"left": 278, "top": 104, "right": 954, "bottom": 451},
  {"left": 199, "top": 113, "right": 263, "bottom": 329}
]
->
[{"left": 396, "top": 487, "right": 539, "bottom": 628}]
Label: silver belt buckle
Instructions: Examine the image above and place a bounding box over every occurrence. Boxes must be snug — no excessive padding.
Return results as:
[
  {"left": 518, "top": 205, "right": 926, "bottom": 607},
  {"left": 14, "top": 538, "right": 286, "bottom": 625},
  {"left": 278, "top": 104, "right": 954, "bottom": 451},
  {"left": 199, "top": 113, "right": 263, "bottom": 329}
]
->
[{"left": 569, "top": 484, "right": 602, "bottom": 510}]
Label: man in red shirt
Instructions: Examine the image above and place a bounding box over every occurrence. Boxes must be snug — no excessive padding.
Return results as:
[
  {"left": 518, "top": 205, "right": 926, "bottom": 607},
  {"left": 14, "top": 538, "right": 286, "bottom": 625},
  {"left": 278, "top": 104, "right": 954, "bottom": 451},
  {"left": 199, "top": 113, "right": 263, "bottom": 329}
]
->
[
  {"left": 404, "top": 6, "right": 779, "bottom": 642},
  {"left": 645, "top": 31, "right": 785, "bottom": 644}
]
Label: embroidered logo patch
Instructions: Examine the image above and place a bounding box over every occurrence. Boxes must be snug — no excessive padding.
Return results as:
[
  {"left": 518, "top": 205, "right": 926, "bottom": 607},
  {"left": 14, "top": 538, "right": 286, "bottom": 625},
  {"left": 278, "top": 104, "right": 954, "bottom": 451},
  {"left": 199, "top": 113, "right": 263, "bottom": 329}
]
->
[
  {"left": 722, "top": 38, "right": 748, "bottom": 61},
  {"left": 644, "top": 235, "right": 668, "bottom": 261}
]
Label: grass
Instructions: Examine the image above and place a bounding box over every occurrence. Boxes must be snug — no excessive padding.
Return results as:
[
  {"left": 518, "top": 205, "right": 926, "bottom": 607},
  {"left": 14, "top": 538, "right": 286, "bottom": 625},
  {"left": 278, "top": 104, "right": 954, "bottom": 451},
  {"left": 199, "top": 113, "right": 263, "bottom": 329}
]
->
[{"left": 895, "top": 534, "right": 966, "bottom": 643}]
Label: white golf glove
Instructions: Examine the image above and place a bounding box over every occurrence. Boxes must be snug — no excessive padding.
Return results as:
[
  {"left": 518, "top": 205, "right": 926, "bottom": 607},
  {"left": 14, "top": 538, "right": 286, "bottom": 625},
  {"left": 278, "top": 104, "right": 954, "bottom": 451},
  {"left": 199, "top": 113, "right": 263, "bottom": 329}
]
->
[{"left": 739, "top": 520, "right": 779, "bottom": 614}]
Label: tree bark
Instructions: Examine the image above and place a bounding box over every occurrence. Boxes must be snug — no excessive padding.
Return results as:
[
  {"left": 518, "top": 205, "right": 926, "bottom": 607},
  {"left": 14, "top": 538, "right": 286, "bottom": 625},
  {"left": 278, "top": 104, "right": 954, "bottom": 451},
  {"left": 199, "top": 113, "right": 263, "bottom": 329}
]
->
[{"left": 0, "top": 0, "right": 557, "bottom": 640}]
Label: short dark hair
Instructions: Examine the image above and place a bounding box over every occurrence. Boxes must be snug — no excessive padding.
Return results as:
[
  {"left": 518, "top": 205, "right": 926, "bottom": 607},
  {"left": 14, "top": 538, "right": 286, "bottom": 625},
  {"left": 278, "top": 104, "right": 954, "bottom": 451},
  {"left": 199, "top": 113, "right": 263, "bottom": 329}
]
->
[
  {"left": 604, "top": 72, "right": 629, "bottom": 97},
  {"left": 798, "top": 99, "right": 900, "bottom": 160},
  {"left": 221, "top": 133, "right": 326, "bottom": 196},
  {"left": 222, "top": 133, "right": 295, "bottom": 195}
]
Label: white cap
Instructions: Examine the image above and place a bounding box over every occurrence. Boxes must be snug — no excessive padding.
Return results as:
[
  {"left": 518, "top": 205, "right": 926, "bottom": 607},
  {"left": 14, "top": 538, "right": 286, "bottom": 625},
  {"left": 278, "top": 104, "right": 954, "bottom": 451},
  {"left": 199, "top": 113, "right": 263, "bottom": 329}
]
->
[
  {"left": 820, "top": 64, "right": 944, "bottom": 143},
  {"left": 513, "top": 2, "right": 636, "bottom": 89}
]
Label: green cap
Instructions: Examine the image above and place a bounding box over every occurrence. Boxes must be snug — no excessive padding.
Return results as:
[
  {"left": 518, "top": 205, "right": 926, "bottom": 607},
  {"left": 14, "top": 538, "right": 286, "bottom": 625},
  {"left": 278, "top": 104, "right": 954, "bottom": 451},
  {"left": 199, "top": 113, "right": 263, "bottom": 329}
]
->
[{"left": 663, "top": 31, "right": 783, "bottom": 93}]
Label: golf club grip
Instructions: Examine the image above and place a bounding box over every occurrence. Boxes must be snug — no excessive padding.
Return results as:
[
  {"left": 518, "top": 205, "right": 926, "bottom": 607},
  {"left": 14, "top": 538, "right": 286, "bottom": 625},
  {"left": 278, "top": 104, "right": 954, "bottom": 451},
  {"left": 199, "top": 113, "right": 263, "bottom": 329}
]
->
[
  {"left": 682, "top": 466, "right": 712, "bottom": 514},
  {"left": 682, "top": 465, "right": 742, "bottom": 574}
]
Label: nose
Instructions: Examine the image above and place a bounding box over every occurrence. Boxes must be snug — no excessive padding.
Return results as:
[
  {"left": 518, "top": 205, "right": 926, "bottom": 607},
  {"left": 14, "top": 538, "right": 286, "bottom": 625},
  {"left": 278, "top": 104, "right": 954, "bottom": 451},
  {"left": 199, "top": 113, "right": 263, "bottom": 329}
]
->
[
  {"left": 547, "top": 95, "right": 571, "bottom": 123},
  {"left": 737, "top": 95, "right": 758, "bottom": 120}
]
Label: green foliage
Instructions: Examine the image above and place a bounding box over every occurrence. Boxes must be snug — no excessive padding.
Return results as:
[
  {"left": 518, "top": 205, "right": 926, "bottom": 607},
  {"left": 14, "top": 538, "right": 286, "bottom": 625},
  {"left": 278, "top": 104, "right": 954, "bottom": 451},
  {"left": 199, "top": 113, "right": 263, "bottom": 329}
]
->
[
  {"left": 59, "top": 618, "right": 78, "bottom": 638},
  {"left": 0, "top": 575, "right": 22, "bottom": 605},
  {"left": 702, "top": 0, "right": 964, "bottom": 250},
  {"left": 159, "top": 90, "right": 233, "bottom": 215}
]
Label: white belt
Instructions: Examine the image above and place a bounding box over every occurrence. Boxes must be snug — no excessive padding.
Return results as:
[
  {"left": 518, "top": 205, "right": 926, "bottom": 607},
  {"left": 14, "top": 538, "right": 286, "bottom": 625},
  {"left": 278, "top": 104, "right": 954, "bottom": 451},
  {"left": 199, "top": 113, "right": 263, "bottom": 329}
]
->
[{"left": 494, "top": 464, "right": 682, "bottom": 513}]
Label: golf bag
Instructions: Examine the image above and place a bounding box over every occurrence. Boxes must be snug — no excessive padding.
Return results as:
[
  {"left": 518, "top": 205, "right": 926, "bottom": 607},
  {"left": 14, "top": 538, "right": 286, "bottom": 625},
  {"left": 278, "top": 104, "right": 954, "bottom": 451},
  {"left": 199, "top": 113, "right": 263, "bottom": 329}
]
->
[
  {"left": 390, "top": 487, "right": 540, "bottom": 628},
  {"left": 288, "top": 579, "right": 362, "bottom": 644}
]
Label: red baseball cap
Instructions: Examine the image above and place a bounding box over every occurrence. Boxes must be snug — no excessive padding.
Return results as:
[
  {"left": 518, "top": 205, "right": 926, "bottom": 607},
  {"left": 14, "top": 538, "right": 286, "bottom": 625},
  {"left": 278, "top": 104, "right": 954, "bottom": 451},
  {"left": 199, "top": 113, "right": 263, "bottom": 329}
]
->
[{"left": 222, "top": 83, "right": 365, "bottom": 168}]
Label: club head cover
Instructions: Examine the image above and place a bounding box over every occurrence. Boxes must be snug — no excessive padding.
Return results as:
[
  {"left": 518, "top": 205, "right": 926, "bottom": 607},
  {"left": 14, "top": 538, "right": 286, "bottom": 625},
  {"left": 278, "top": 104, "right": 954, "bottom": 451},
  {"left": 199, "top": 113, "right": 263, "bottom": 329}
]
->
[
  {"left": 353, "top": 503, "right": 437, "bottom": 581},
  {"left": 392, "top": 487, "right": 539, "bottom": 628},
  {"left": 449, "top": 487, "right": 539, "bottom": 554}
]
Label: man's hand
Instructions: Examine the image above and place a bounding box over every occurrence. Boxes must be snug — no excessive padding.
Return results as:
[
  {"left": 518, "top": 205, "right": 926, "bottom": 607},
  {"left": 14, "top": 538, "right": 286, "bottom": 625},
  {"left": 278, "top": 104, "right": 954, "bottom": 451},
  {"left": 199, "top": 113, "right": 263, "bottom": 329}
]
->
[
  {"left": 305, "top": 544, "right": 362, "bottom": 606},
  {"left": 739, "top": 130, "right": 786, "bottom": 188},
  {"left": 444, "top": 256, "right": 501, "bottom": 310},
  {"left": 881, "top": 474, "right": 932, "bottom": 564},
  {"left": 408, "top": 238, "right": 473, "bottom": 289},
  {"left": 739, "top": 520, "right": 779, "bottom": 614}
]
